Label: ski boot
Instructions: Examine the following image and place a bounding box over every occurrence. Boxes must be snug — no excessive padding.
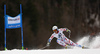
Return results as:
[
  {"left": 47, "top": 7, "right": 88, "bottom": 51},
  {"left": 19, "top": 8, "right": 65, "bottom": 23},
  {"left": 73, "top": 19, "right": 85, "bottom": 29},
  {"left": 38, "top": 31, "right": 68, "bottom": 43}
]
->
[
  {"left": 65, "top": 44, "right": 68, "bottom": 49},
  {"left": 82, "top": 46, "right": 84, "bottom": 49}
]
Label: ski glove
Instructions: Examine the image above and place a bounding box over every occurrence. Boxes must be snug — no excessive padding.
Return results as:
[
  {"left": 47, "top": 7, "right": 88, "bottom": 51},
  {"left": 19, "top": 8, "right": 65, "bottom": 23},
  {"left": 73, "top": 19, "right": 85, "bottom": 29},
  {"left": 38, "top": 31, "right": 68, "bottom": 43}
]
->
[
  {"left": 46, "top": 42, "right": 50, "bottom": 47},
  {"left": 66, "top": 29, "right": 71, "bottom": 33}
]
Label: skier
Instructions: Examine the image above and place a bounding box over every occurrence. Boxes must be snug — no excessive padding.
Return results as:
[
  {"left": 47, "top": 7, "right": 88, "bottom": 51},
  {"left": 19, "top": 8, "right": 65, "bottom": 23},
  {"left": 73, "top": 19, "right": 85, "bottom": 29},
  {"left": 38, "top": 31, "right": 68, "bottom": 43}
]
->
[{"left": 46, "top": 26, "right": 84, "bottom": 48}]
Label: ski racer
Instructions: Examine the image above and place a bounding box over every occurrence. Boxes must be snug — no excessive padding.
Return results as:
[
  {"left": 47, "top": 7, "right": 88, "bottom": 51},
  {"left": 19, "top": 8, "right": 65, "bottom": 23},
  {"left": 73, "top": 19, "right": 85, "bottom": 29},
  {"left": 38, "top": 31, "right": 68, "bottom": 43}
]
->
[{"left": 46, "top": 26, "right": 84, "bottom": 48}]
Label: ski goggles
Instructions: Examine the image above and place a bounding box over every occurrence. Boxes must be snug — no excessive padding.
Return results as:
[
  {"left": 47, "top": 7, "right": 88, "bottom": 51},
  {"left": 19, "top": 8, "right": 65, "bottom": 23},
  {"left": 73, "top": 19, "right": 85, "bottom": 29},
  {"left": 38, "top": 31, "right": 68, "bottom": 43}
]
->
[{"left": 53, "top": 29, "right": 57, "bottom": 32}]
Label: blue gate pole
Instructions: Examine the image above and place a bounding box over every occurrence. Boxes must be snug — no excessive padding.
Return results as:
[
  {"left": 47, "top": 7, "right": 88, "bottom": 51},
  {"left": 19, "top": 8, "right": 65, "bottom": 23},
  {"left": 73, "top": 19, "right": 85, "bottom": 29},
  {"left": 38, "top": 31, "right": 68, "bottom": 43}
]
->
[
  {"left": 4, "top": 5, "right": 6, "bottom": 50},
  {"left": 20, "top": 4, "right": 24, "bottom": 50}
]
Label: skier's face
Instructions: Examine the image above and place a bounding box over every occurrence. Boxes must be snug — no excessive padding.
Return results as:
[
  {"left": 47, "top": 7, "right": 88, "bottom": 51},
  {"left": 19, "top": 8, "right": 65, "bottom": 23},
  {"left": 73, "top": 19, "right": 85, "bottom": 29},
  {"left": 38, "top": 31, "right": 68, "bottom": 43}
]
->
[{"left": 53, "top": 29, "right": 58, "bottom": 34}]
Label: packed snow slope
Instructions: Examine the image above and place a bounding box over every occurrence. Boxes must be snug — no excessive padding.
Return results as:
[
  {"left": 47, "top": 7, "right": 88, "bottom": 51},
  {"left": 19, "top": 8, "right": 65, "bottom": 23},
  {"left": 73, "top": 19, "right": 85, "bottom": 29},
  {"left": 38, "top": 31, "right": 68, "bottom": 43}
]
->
[
  {"left": 0, "top": 49, "right": 100, "bottom": 54},
  {"left": 0, "top": 34, "right": 100, "bottom": 54}
]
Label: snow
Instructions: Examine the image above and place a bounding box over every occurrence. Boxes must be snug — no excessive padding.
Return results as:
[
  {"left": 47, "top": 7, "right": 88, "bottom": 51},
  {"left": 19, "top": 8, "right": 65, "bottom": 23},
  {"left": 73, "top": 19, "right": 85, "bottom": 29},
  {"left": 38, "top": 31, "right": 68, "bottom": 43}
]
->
[
  {"left": 0, "top": 49, "right": 100, "bottom": 54},
  {"left": 76, "top": 35, "right": 100, "bottom": 49},
  {"left": 1, "top": 35, "right": 100, "bottom": 54}
]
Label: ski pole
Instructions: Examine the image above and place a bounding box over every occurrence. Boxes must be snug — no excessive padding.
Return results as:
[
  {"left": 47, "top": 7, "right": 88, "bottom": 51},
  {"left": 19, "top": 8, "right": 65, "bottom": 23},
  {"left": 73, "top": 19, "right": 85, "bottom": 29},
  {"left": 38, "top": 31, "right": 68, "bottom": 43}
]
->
[
  {"left": 69, "top": 33, "right": 70, "bottom": 38},
  {"left": 40, "top": 46, "right": 49, "bottom": 49}
]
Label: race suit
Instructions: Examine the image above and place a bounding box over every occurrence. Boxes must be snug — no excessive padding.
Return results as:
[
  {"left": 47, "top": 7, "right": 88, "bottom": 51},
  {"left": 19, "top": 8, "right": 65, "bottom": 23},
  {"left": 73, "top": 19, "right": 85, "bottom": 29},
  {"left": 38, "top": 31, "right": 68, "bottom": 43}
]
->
[{"left": 48, "top": 28, "right": 82, "bottom": 47}]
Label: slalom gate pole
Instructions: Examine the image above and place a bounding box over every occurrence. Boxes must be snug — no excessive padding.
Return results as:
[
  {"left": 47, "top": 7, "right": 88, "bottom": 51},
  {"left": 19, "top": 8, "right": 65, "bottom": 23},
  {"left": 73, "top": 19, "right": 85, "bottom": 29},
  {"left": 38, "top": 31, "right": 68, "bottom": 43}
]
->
[
  {"left": 4, "top": 4, "right": 24, "bottom": 50},
  {"left": 4, "top": 4, "right": 6, "bottom": 50},
  {"left": 20, "top": 4, "right": 24, "bottom": 50}
]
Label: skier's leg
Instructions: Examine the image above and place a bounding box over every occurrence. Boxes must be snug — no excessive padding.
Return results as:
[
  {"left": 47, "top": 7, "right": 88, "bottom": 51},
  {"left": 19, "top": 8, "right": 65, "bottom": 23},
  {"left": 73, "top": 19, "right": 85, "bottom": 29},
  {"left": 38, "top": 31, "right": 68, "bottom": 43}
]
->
[
  {"left": 64, "top": 37, "right": 75, "bottom": 46},
  {"left": 56, "top": 39, "right": 68, "bottom": 47},
  {"left": 64, "top": 37, "right": 82, "bottom": 47}
]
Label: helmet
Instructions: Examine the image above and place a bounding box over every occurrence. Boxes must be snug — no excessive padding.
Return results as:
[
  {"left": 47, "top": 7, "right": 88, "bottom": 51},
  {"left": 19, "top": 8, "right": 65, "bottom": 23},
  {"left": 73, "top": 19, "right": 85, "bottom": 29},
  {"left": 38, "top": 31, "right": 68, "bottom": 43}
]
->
[{"left": 52, "top": 26, "right": 58, "bottom": 30}]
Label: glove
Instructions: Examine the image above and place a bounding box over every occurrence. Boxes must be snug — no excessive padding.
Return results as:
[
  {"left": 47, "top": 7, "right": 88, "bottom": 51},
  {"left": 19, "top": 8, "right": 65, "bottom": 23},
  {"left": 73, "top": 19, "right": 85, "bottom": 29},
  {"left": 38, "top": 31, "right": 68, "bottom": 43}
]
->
[
  {"left": 66, "top": 29, "right": 71, "bottom": 33},
  {"left": 46, "top": 42, "right": 50, "bottom": 47}
]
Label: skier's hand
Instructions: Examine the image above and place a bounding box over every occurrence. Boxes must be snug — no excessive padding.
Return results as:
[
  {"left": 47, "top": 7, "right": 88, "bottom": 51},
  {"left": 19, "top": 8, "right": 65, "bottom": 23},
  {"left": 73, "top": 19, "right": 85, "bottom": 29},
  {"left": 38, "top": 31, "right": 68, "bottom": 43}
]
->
[
  {"left": 46, "top": 42, "right": 50, "bottom": 47},
  {"left": 68, "top": 30, "right": 71, "bottom": 33},
  {"left": 67, "top": 29, "right": 71, "bottom": 33}
]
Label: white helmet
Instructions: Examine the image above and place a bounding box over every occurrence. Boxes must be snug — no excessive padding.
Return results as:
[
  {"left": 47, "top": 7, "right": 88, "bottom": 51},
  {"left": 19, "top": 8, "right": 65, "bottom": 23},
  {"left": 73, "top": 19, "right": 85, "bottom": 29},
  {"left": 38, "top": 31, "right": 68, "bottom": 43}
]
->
[{"left": 52, "top": 26, "right": 58, "bottom": 30}]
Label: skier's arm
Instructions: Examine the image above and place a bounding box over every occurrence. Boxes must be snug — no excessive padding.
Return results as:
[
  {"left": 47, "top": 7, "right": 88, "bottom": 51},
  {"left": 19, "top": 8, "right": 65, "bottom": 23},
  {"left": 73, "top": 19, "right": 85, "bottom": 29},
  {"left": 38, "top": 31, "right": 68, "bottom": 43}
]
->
[
  {"left": 61, "top": 28, "right": 71, "bottom": 33},
  {"left": 48, "top": 35, "right": 54, "bottom": 43},
  {"left": 47, "top": 34, "right": 54, "bottom": 46}
]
